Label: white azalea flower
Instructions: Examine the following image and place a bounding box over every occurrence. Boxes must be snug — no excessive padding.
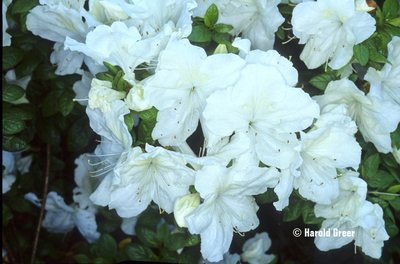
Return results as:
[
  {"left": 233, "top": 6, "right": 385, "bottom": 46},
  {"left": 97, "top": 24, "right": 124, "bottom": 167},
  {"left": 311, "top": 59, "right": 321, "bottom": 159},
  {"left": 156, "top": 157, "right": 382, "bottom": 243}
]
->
[
  {"left": 218, "top": 0, "right": 284, "bottom": 51},
  {"left": 124, "top": 76, "right": 152, "bottom": 112},
  {"left": 3, "top": 2, "right": 11, "bottom": 46},
  {"left": 293, "top": 116, "right": 361, "bottom": 204},
  {"left": 81, "top": 0, "right": 130, "bottom": 27},
  {"left": 73, "top": 71, "right": 94, "bottom": 106},
  {"left": 315, "top": 201, "right": 389, "bottom": 259},
  {"left": 144, "top": 39, "right": 246, "bottom": 147},
  {"left": 121, "top": 215, "right": 139, "bottom": 235},
  {"left": 185, "top": 164, "right": 279, "bottom": 262},
  {"left": 174, "top": 192, "right": 201, "bottom": 228},
  {"left": 203, "top": 63, "right": 319, "bottom": 170},
  {"left": 2, "top": 151, "right": 33, "bottom": 194},
  {"left": 313, "top": 78, "right": 400, "bottom": 153},
  {"left": 39, "top": 0, "right": 85, "bottom": 12},
  {"left": 241, "top": 232, "right": 274, "bottom": 264},
  {"left": 292, "top": 0, "right": 376, "bottom": 69},
  {"left": 198, "top": 252, "right": 241, "bottom": 264},
  {"left": 87, "top": 78, "right": 126, "bottom": 113},
  {"left": 50, "top": 42, "right": 84, "bottom": 75},
  {"left": 355, "top": 0, "right": 376, "bottom": 12},
  {"left": 65, "top": 21, "right": 163, "bottom": 74},
  {"left": 365, "top": 36, "right": 400, "bottom": 106},
  {"left": 97, "top": 144, "right": 195, "bottom": 218}
]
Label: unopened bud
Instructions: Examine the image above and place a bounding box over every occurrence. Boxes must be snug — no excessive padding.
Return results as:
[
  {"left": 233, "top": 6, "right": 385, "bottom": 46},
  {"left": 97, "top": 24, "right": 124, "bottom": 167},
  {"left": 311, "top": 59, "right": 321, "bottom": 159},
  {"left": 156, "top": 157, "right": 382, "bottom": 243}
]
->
[
  {"left": 355, "top": 0, "right": 377, "bottom": 12},
  {"left": 214, "top": 44, "right": 228, "bottom": 54},
  {"left": 173, "top": 193, "right": 200, "bottom": 228}
]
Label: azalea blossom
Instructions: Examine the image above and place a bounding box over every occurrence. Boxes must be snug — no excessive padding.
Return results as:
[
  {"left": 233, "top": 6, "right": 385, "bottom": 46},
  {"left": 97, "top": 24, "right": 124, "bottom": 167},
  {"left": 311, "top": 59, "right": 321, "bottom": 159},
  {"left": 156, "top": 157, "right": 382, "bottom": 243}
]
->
[
  {"left": 217, "top": 0, "right": 284, "bottom": 51},
  {"left": 73, "top": 71, "right": 94, "bottom": 106},
  {"left": 2, "top": 151, "right": 32, "bottom": 194},
  {"left": 291, "top": 0, "right": 376, "bottom": 69},
  {"left": 203, "top": 63, "right": 319, "bottom": 170},
  {"left": 87, "top": 78, "right": 126, "bottom": 113},
  {"left": 185, "top": 163, "right": 279, "bottom": 262},
  {"left": 3, "top": 1, "right": 11, "bottom": 46},
  {"left": 313, "top": 78, "right": 400, "bottom": 153},
  {"left": 81, "top": 0, "right": 130, "bottom": 27},
  {"left": 144, "top": 38, "right": 246, "bottom": 147},
  {"left": 174, "top": 192, "right": 201, "bottom": 228},
  {"left": 241, "top": 232, "right": 275, "bottom": 264},
  {"left": 365, "top": 36, "right": 400, "bottom": 106},
  {"left": 91, "top": 144, "right": 196, "bottom": 218}
]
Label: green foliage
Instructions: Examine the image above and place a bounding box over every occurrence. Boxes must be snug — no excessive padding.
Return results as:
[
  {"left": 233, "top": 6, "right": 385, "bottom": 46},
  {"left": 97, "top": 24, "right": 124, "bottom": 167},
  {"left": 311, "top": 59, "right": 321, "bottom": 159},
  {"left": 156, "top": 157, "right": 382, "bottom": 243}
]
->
[{"left": 309, "top": 73, "right": 337, "bottom": 90}]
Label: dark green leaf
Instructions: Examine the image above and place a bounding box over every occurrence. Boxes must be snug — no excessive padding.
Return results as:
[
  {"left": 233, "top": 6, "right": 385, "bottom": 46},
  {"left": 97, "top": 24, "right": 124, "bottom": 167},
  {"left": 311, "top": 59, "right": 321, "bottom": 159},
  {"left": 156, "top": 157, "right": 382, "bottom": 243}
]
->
[
  {"left": 309, "top": 73, "right": 336, "bottom": 90},
  {"left": 362, "top": 153, "right": 380, "bottom": 179},
  {"left": 214, "top": 23, "right": 233, "bottom": 33},
  {"left": 165, "top": 233, "right": 187, "bottom": 251},
  {"left": 383, "top": 0, "right": 400, "bottom": 20},
  {"left": 391, "top": 123, "right": 400, "bottom": 148},
  {"left": 185, "top": 233, "right": 200, "bottom": 247},
  {"left": 2, "top": 135, "right": 28, "bottom": 152},
  {"left": 2, "top": 46, "right": 24, "bottom": 70},
  {"left": 36, "top": 118, "right": 60, "bottom": 146},
  {"left": 255, "top": 188, "right": 278, "bottom": 204},
  {"left": 3, "top": 84, "right": 25, "bottom": 102},
  {"left": 3, "top": 117, "right": 26, "bottom": 135},
  {"left": 159, "top": 248, "right": 180, "bottom": 263},
  {"left": 348, "top": 73, "right": 358, "bottom": 83},
  {"left": 188, "top": 25, "right": 212, "bottom": 42},
  {"left": 95, "top": 72, "right": 114, "bottom": 83},
  {"left": 279, "top": 4, "right": 294, "bottom": 14},
  {"left": 376, "top": 30, "right": 392, "bottom": 55},
  {"left": 58, "top": 92, "right": 75, "bottom": 116},
  {"left": 91, "top": 258, "right": 109, "bottom": 264},
  {"left": 275, "top": 25, "right": 285, "bottom": 41},
  {"left": 384, "top": 208, "right": 399, "bottom": 237},
  {"left": 3, "top": 107, "right": 31, "bottom": 121},
  {"left": 9, "top": 194, "right": 33, "bottom": 213},
  {"left": 12, "top": 0, "right": 39, "bottom": 14},
  {"left": 124, "top": 113, "right": 134, "bottom": 132},
  {"left": 204, "top": 4, "right": 218, "bottom": 27},
  {"left": 136, "top": 207, "right": 162, "bottom": 228},
  {"left": 283, "top": 193, "right": 304, "bottom": 222},
  {"left": 15, "top": 52, "right": 42, "bottom": 78},
  {"left": 74, "top": 254, "right": 91, "bottom": 264},
  {"left": 125, "top": 243, "right": 156, "bottom": 262},
  {"left": 132, "top": 107, "right": 158, "bottom": 120},
  {"left": 368, "top": 197, "right": 389, "bottom": 209},
  {"left": 381, "top": 153, "right": 398, "bottom": 168},
  {"left": 157, "top": 223, "right": 170, "bottom": 243},
  {"left": 367, "top": 170, "right": 395, "bottom": 188},
  {"left": 50, "top": 156, "right": 65, "bottom": 172},
  {"left": 34, "top": 63, "right": 57, "bottom": 80},
  {"left": 26, "top": 80, "right": 47, "bottom": 105},
  {"left": 96, "top": 233, "right": 117, "bottom": 260},
  {"left": 138, "top": 117, "right": 156, "bottom": 144},
  {"left": 367, "top": 40, "right": 392, "bottom": 65},
  {"left": 67, "top": 118, "right": 93, "bottom": 151},
  {"left": 42, "top": 91, "right": 60, "bottom": 117},
  {"left": 302, "top": 203, "right": 324, "bottom": 225},
  {"left": 136, "top": 226, "right": 160, "bottom": 247},
  {"left": 353, "top": 42, "right": 369, "bottom": 66},
  {"left": 212, "top": 32, "right": 231, "bottom": 45},
  {"left": 97, "top": 220, "right": 119, "bottom": 233},
  {"left": 389, "top": 197, "right": 400, "bottom": 210},
  {"left": 179, "top": 248, "right": 201, "bottom": 264},
  {"left": 2, "top": 203, "right": 13, "bottom": 226},
  {"left": 112, "top": 70, "right": 125, "bottom": 91}
]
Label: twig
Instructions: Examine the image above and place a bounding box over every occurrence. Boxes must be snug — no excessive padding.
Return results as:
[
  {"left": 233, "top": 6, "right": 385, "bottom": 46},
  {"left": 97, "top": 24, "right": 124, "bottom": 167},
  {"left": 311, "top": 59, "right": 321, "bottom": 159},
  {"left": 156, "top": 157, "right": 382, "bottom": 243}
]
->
[
  {"left": 30, "top": 144, "right": 51, "bottom": 264},
  {"left": 11, "top": 220, "right": 23, "bottom": 263},
  {"left": 2, "top": 228, "right": 16, "bottom": 264}
]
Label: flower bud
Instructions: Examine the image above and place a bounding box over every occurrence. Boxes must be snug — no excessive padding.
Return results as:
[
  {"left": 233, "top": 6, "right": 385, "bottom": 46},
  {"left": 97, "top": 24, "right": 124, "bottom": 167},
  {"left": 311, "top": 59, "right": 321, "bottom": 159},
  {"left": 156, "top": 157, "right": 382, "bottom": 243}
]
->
[
  {"left": 173, "top": 193, "right": 200, "bottom": 228},
  {"left": 213, "top": 44, "right": 228, "bottom": 54},
  {"left": 88, "top": 78, "right": 126, "bottom": 113},
  {"left": 355, "top": 0, "right": 377, "bottom": 12}
]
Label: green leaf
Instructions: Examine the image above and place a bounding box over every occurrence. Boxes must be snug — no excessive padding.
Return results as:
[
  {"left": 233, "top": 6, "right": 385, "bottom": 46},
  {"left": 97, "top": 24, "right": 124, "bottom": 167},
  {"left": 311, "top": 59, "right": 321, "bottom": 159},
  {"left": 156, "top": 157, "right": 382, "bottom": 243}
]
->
[
  {"left": 103, "top": 61, "right": 119, "bottom": 75},
  {"left": 159, "top": 248, "right": 180, "bottom": 263},
  {"left": 125, "top": 243, "right": 156, "bottom": 262},
  {"left": 213, "top": 23, "right": 233, "bottom": 33},
  {"left": 283, "top": 193, "right": 304, "bottom": 222},
  {"left": 157, "top": 223, "right": 170, "bottom": 243},
  {"left": 353, "top": 42, "right": 369, "bottom": 66},
  {"left": 95, "top": 72, "right": 114, "bottom": 83},
  {"left": 348, "top": 73, "right": 358, "bottom": 83},
  {"left": 368, "top": 197, "right": 389, "bottom": 209},
  {"left": 2, "top": 46, "right": 24, "bottom": 70},
  {"left": 387, "top": 185, "right": 400, "bottom": 193},
  {"left": 136, "top": 226, "right": 160, "bottom": 248},
  {"left": 302, "top": 203, "right": 324, "bottom": 225},
  {"left": 204, "top": 4, "right": 218, "bottom": 28},
  {"left": 309, "top": 73, "right": 336, "bottom": 90},
  {"left": 3, "top": 117, "right": 26, "bottom": 135},
  {"left": 58, "top": 92, "right": 75, "bottom": 116},
  {"left": 275, "top": 25, "right": 285, "bottom": 40},
  {"left": 26, "top": 80, "right": 47, "bottom": 105},
  {"left": 12, "top": 0, "right": 39, "bottom": 14},
  {"left": 112, "top": 70, "right": 126, "bottom": 91},
  {"left": 376, "top": 30, "right": 392, "bottom": 55},
  {"left": 91, "top": 258, "right": 109, "bottom": 264},
  {"left": 124, "top": 113, "right": 134, "bottom": 132},
  {"left": 96, "top": 233, "right": 117, "bottom": 260},
  {"left": 36, "top": 118, "right": 60, "bottom": 146},
  {"left": 188, "top": 25, "right": 212, "bottom": 42},
  {"left": 179, "top": 248, "right": 201, "bottom": 264},
  {"left": 3, "top": 84, "right": 25, "bottom": 102},
  {"left": 138, "top": 117, "right": 156, "bottom": 144},
  {"left": 383, "top": 0, "right": 400, "bottom": 20},
  {"left": 132, "top": 107, "right": 158, "bottom": 120},
  {"left": 362, "top": 153, "right": 380, "bottom": 179},
  {"left": 42, "top": 91, "right": 60, "bottom": 117},
  {"left": 67, "top": 118, "right": 93, "bottom": 151},
  {"left": 34, "top": 63, "right": 57, "bottom": 80},
  {"left": 15, "top": 52, "right": 42, "bottom": 78},
  {"left": 391, "top": 123, "right": 400, "bottom": 148},
  {"left": 74, "top": 254, "right": 91, "bottom": 264},
  {"left": 9, "top": 194, "right": 33, "bottom": 213},
  {"left": 97, "top": 219, "right": 120, "bottom": 233},
  {"left": 136, "top": 207, "right": 162, "bottom": 228},
  {"left": 255, "top": 188, "right": 278, "bottom": 204},
  {"left": 212, "top": 32, "right": 231, "bottom": 45},
  {"left": 279, "top": 4, "right": 294, "bottom": 14},
  {"left": 367, "top": 170, "right": 395, "bottom": 188},
  {"left": 2, "top": 203, "right": 13, "bottom": 226},
  {"left": 389, "top": 197, "right": 400, "bottom": 210},
  {"left": 2, "top": 135, "right": 28, "bottom": 152},
  {"left": 381, "top": 153, "right": 398, "bottom": 168},
  {"left": 367, "top": 40, "right": 392, "bottom": 65},
  {"left": 184, "top": 233, "right": 200, "bottom": 247},
  {"left": 165, "top": 233, "right": 187, "bottom": 251},
  {"left": 387, "top": 17, "right": 400, "bottom": 27}
]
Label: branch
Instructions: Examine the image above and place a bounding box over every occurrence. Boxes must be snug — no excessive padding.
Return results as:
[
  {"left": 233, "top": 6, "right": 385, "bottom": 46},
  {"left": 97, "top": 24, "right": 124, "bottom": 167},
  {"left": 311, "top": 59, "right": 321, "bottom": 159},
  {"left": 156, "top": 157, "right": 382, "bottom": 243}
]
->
[{"left": 30, "top": 144, "right": 51, "bottom": 264}]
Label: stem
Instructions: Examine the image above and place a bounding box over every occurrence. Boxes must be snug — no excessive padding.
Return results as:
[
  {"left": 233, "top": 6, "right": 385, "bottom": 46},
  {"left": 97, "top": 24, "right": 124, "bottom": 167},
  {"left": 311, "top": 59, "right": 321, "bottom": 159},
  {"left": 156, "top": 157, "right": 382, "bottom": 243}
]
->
[
  {"left": 2, "top": 228, "right": 16, "bottom": 264},
  {"left": 30, "top": 144, "right": 51, "bottom": 264},
  {"left": 369, "top": 191, "right": 400, "bottom": 196}
]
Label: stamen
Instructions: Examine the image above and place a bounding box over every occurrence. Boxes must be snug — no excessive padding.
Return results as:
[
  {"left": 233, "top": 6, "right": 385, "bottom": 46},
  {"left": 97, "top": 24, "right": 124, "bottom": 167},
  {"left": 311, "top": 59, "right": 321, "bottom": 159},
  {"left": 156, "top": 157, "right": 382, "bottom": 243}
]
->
[{"left": 282, "top": 35, "right": 297, "bottom": 45}]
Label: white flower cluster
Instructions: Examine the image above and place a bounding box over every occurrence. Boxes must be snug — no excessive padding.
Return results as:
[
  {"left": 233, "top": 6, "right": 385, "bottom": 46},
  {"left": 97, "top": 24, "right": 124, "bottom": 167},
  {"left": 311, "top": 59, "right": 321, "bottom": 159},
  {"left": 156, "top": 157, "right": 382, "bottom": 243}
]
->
[{"left": 23, "top": 0, "right": 399, "bottom": 262}]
